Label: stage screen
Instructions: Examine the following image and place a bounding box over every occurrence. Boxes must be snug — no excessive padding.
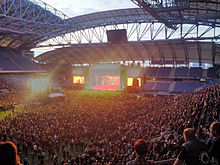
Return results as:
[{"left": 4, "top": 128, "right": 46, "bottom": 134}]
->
[
  {"left": 88, "top": 64, "right": 121, "bottom": 91},
  {"left": 73, "top": 76, "right": 85, "bottom": 84},
  {"left": 92, "top": 75, "right": 120, "bottom": 91}
]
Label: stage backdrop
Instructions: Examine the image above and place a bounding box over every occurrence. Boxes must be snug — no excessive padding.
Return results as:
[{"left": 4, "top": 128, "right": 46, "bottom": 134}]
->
[{"left": 86, "top": 64, "right": 123, "bottom": 91}]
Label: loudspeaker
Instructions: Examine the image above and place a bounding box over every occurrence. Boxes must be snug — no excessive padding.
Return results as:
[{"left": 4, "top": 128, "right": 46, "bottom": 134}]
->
[{"left": 107, "top": 29, "right": 127, "bottom": 44}]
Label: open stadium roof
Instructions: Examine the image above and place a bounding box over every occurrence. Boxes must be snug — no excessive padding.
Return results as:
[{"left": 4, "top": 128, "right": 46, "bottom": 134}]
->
[
  {"left": 34, "top": 1, "right": 220, "bottom": 66},
  {"left": 35, "top": 41, "right": 220, "bottom": 65},
  {"left": 131, "top": 0, "right": 220, "bottom": 29},
  {"left": 1, "top": 0, "right": 220, "bottom": 49},
  {"left": 0, "top": 0, "right": 69, "bottom": 49}
]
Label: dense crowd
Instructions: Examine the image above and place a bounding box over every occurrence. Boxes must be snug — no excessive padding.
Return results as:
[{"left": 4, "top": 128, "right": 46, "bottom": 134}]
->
[
  {"left": 0, "top": 78, "right": 28, "bottom": 112},
  {"left": 0, "top": 82, "right": 219, "bottom": 164},
  {"left": 0, "top": 78, "right": 19, "bottom": 111}
]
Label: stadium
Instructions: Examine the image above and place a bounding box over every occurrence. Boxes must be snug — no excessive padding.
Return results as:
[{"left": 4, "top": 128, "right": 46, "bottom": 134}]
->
[{"left": 0, "top": 0, "right": 220, "bottom": 164}]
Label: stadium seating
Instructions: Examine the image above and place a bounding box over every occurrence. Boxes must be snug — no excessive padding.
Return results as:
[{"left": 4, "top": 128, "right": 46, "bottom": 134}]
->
[
  {"left": 154, "top": 81, "right": 170, "bottom": 91},
  {"left": 141, "top": 81, "right": 156, "bottom": 91},
  {"left": 0, "top": 48, "right": 40, "bottom": 71},
  {"left": 157, "top": 67, "right": 172, "bottom": 77},
  {"left": 174, "top": 67, "right": 189, "bottom": 78},
  {"left": 145, "top": 67, "right": 214, "bottom": 79},
  {"left": 173, "top": 81, "right": 203, "bottom": 93},
  {"left": 0, "top": 51, "right": 20, "bottom": 70},
  {"left": 146, "top": 67, "right": 159, "bottom": 77},
  {"left": 207, "top": 67, "right": 215, "bottom": 78},
  {"left": 141, "top": 80, "right": 211, "bottom": 94},
  {"left": 188, "top": 67, "right": 203, "bottom": 78}
]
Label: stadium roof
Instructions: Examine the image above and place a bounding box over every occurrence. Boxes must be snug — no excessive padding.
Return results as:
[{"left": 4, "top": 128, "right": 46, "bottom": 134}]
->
[
  {"left": 0, "top": 0, "right": 69, "bottom": 49},
  {"left": 131, "top": 0, "right": 220, "bottom": 29},
  {"left": 35, "top": 41, "right": 220, "bottom": 65},
  {"left": 34, "top": 1, "right": 220, "bottom": 66},
  {"left": 1, "top": 1, "right": 220, "bottom": 50}
]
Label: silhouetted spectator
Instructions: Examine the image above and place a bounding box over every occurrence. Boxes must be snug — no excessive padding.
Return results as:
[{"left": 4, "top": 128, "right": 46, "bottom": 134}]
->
[
  {"left": 173, "top": 128, "right": 207, "bottom": 165},
  {"left": 127, "top": 139, "right": 154, "bottom": 165},
  {"left": 207, "top": 121, "right": 220, "bottom": 164},
  {"left": 0, "top": 141, "right": 20, "bottom": 165}
]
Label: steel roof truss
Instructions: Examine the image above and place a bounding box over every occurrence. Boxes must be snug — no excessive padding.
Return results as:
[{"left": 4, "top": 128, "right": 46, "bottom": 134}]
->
[
  {"left": 182, "top": 24, "right": 197, "bottom": 38},
  {"left": 91, "top": 27, "right": 105, "bottom": 43},
  {"left": 152, "top": 23, "right": 165, "bottom": 40},
  {"left": 198, "top": 26, "right": 213, "bottom": 38},
  {"left": 127, "top": 23, "right": 139, "bottom": 39},
  {"left": 82, "top": 29, "right": 93, "bottom": 43},
  {"left": 139, "top": 23, "right": 151, "bottom": 40}
]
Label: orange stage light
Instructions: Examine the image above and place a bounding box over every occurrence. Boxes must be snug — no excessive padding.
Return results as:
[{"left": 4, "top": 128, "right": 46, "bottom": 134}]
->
[
  {"left": 73, "top": 76, "right": 85, "bottom": 84},
  {"left": 127, "top": 78, "right": 133, "bottom": 86},
  {"left": 137, "top": 78, "right": 141, "bottom": 87}
]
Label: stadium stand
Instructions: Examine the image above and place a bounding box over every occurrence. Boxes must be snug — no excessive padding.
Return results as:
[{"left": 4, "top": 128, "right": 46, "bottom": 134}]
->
[
  {"left": 145, "top": 67, "right": 213, "bottom": 79},
  {"left": 173, "top": 81, "right": 203, "bottom": 93},
  {"left": 0, "top": 52, "right": 20, "bottom": 71},
  {"left": 141, "top": 66, "right": 219, "bottom": 95},
  {"left": 174, "top": 68, "right": 189, "bottom": 78},
  {"left": 188, "top": 67, "right": 203, "bottom": 78},
  {"left": 157, "top": 67, "right": 172, "bottom": 78},
  {"left": 154, "top": 81, "right": 171, "bottom": 91},
  {"left": 146, "top": 67, "right": 159, "bottom": 77},
  {"left": 142, "top": 81, "right": 157, "bottom": 91},
  {"left": 141, "top": 79, "right": 220, "bottom": 95},
  {"left": 207, "top": 67, "right": 215, "bottom": 78},
  {"left": 0, "top": 48, "right": 40, "bottom": 71}
]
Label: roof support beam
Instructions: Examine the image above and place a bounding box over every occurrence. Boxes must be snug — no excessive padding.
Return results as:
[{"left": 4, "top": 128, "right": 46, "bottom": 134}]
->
[
  {"left": 131, "top": 0, "right": 177, "bottom": 29},
  {"left": 168, "top": 43, "right": 176, "bottom": 66},
  {"left": 182, "top": 41, "right": 189, "bottom": 66},
  {"left": 141, "top": 42, "right": 154, "bottom": 62},
  {"left": 197, "top": 41, "right": 202, "bottom": 66},
  {"left": 154, "top": 42, "right": 165, "bottom": 64},
  {"left": 212, "top": 42, "right": 216, "bottom": 66}
]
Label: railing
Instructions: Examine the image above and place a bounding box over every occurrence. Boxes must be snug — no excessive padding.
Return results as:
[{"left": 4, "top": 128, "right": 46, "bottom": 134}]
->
[{"left": 155, "top": 158, "right": 176, "bottom": 165}]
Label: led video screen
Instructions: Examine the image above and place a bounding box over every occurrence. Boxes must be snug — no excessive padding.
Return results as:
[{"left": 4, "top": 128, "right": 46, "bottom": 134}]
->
[
  {"left": 88, "top": 64, "right": 121, "bottom": 91},
  {"left": 92, "top": 75, "right": 120, "bottom": 91}
]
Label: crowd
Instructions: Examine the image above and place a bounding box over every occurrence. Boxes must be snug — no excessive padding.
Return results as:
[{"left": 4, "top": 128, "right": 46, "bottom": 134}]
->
[
  {"left": 0, "top": 78, "right": 16, "bottom": 111},
  {"left": 0, "top": 82, "right": 219, "bottom": 164},
  {"left": 0, "top": 78, "right": 27, "bottom": 112}
]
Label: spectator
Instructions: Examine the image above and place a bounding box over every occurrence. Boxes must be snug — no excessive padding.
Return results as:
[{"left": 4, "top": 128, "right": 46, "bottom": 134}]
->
[
  {"left": 127, "top": 139, "right": 154, "bottom": 165},
  {"left": 0, "top": 141, "right": 20, "bottom": 165},
  {"left": 173, "top": 128, "right": 207, "bottom": 165},
  {"left": 207, "top": 121, "right": 220, "bottom": 164},
  {"left": 0, "top": 81, "right": 219, "bottom": 164}
]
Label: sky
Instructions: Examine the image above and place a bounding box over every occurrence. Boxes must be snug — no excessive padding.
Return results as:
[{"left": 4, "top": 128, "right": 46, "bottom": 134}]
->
[
  {"left": 32, "top": 0, "right": 137, "bottom": 56},
  {"left": 44, "top": 0, "right": 137, "bottom": 17}
]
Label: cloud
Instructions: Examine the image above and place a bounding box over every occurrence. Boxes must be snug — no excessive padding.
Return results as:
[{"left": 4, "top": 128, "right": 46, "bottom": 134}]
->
[
  {"left": 62, "top": 7, "right": 99, "bottom": 17},
  {"left": 44, "top": 0, "right": 136, "bottom": 17}
]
